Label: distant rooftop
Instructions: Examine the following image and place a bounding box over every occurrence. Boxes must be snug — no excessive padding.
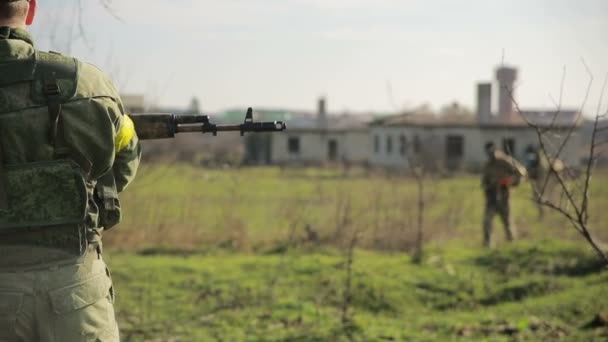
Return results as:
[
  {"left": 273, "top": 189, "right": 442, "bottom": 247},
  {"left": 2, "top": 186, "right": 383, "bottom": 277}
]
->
[
  {"left": 221, "top": 107, "right": 379, "bottom": 131},
  {"left": 518, "top": 109, "right": 580, "bottom": 127},
  {"left": 372, "top": 110, "right": 474, "bottom": 127},
  {"left": 374, "top": 109, "right": 580, "bottom": 129}
]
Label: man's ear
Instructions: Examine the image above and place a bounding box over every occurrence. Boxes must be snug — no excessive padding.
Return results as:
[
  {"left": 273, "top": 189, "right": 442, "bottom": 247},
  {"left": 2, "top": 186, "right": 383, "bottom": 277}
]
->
[{"left": 26, "top": 0, "right": 37, "bottom": 26}]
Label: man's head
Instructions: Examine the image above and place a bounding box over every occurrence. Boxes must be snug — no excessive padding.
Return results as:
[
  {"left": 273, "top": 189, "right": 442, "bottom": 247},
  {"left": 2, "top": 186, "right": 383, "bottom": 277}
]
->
[
  {"left": 0, "top": 0, "right": 36, "bottom": 29},
  {"left": 484, "top": 142, "right": 496, "bottom": 160}
]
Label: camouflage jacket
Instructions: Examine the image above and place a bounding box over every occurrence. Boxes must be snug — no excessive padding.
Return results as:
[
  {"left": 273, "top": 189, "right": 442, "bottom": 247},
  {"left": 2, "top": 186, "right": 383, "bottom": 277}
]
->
[
  {"left": 481, "top": 150, "right": 527, "bottom": 191},
  {"left": 0, "top": 27, "right": 141, "bottom": 236}
]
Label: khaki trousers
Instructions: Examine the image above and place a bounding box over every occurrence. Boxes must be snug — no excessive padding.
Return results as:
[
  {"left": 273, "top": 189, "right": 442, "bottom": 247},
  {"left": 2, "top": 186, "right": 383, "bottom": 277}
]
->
[
  {"left": 0, "top": 246, "right": 119, "bottom": 342},
  {"left": 483, "top": 188, "right": 516, "bottom": 248}
]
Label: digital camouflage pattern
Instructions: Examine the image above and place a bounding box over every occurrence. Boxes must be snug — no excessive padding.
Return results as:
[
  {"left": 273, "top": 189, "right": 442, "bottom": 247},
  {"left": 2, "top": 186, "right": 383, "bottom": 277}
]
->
[
  {"left": 0, "top": 160, "right": 88, "bottom": 256},
  {"left": 0, "top": 27, "right": 140, "bottom": 341},
  {"left": 0, "top": 160, "right": 86, "bottom": 229},
  {"left": 481, "top": 150, "right": 526, "bottom": 248},
  {"left": 0, "top": 27, "right": 141, "bottom": 235}
]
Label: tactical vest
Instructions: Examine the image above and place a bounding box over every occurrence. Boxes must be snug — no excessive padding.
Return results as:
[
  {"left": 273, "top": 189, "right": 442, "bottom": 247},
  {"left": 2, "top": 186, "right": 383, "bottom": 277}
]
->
[{"left": 0, "top": 30, "right": 91, "bottom": 256}]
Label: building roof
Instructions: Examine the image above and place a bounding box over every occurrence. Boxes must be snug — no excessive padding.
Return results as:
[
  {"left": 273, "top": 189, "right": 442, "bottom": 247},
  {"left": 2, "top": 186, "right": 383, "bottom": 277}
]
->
[
  {"left": 518, "top": 109, "right": 580, "bottom": 127},
  {"left": 372, "top": 109, "right": 580, "bottom": 129},
  {"left": 372, "top": 111, "right": 475, "bottom": 127},
  {"left": 232, "top": 108, "right": 377, "bottom": 132}
]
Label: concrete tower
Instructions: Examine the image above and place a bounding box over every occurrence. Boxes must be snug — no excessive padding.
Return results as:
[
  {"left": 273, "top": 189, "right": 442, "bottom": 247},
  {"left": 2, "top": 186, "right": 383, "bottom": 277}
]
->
[
  {"left": 495, "top": 66, "right": 518, "bottom": 122},
  {"left": 317, "top": 96, "right": 327, "bottom": 130},
  {"left": 476, "top": 83, "right": 492, "bottom": 124}
]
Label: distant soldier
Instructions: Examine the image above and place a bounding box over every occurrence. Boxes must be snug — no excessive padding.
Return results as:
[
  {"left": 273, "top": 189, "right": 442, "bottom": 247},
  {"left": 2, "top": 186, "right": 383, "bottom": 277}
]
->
[
  {"left": 524, "top": 145, "right": 546, "bottom": 219},
  {"left": 524, "top": 145, "right": 565, "bottom": 220},
  {"left": 481, "top": 142, "right": 527, "bottom": 248}
]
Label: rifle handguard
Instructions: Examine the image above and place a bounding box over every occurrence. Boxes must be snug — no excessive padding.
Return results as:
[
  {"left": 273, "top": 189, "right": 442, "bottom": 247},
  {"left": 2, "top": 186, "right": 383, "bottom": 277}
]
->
[{"left": 129, "top": 107, "right": 286, "bottom": 140}]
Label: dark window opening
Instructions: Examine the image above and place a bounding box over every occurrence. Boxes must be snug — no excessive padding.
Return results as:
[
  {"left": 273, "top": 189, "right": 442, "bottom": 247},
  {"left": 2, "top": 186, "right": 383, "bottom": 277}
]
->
[
  {"left": 386, "top": 135, "right": 393, "bottom": 154},
  {"left": 374, "top": 135, "right": 380, "bottom": 154},
  {"left": 446, "top": 135, "right": 464, "bottom": 158},
  {"left": 328, "top": 139, "right": 338, "bottom": 161},
  {"left": 446, "top": 135, "right": 465, "bottom": 170},
  {"left": 288, "top": 137, "right": 300, "bottom": 154},
  {"left": 413, "top": 135, "right": 421, "bottom": 154},
  {"left": 399, "top": 135, "right": 408, "bottom": 156},
  {"left": 502, "top": 138, "right": 516, "bottom": 156}
]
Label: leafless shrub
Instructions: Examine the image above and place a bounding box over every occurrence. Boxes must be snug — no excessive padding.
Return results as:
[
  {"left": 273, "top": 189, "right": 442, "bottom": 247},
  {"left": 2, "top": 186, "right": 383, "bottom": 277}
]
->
[
  {"left": 218, "top": 173, "right": 250, "bottom": 252},
  {"left": 407, "top": 136, "right": 440, "bottom": 263},
  {"left": 333, "top": 192, "right": 353, "bottom": 243},
  {"left": 510, "top": 63, "right": 608, "bottom": 265},
  {"left": 340, "top": 226, "right": 360, "bottom": 341},
  {"left": 265, "top": 192, "right": 311, "bottom": 305},
  {"left": 411, "top": 166, "right": 426, "bottom": 263},
  {"left": 369, "top": 181, "right": 386, "bottom": 248}
]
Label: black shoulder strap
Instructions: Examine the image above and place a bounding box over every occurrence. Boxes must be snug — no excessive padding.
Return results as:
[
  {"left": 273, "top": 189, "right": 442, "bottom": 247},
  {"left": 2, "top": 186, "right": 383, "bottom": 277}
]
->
[
  {"left": 42, "top": 74, "right": 69, "bottom": 157},
  {"left": 35, "top": 53, "right": 92, "bottom": 176},
  {"left": 41, "top": 74, "right": 92, "bottom": 176}
]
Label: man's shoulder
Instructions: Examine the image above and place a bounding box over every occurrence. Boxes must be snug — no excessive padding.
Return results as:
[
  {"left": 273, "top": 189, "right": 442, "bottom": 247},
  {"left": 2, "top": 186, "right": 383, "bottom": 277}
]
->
[
  {"left": 75, "top": 60, "right": 121, "bottom": 101},
  {"left": 493, "top": 151, "right": 527, "bottom": 176},
  {"left": 34, "top": 50, "right": 121, "bottom": 102}
]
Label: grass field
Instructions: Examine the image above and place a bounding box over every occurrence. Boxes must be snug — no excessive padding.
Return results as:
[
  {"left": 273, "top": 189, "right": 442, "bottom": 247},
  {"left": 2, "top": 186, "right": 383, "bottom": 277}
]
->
[
  {"left": 108, "top": 165, "right": 608, "bottom": 252},
  {"left": 108, "top": 242, "right": 607, "bottom": 341},
  {"left": 104, "top": 165, "right": 608, "bottom": 341}
]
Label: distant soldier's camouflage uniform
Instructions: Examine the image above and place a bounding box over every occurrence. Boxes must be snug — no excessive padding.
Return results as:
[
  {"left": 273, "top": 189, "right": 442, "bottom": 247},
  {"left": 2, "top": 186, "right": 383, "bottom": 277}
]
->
[
  {"left": 481, "top": 143, "right": 526, "bottom": 248},
  {"left": 524, "top": 146, "right": 564, "bottom": 220},
  {"left": 524, "top": 146, "right": 547, "bottom": 219},
  {"left": 0, "top": 21, "right": 140, "bottom": 341}
]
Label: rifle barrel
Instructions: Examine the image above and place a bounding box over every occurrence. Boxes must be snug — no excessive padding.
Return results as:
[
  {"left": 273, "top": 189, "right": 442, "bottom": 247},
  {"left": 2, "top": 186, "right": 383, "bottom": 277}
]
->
[{"left": 130, "top": 108, "right": 286, "bottom": 140}]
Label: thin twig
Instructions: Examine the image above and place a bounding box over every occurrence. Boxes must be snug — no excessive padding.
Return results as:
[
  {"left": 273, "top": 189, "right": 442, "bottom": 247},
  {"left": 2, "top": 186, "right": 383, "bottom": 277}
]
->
[
  {"left": 510, "top": 95, "right": 583, "bottom": 217},
  {"left": 582, "top": 73, "right": 608, "bottom": 224},
  {"left": 76, "top": 0, "right": 93, "bottom": 50},
  {"left": 341, "top": 227, "right": 360, "bottom": 342},
  {"left": 99, "top": 0, "right": 125, "bottom": 22},
  {"left": 542, "top": 65, "right": 567, "bottom": 133},
  {"left": 512, "top": 62, "right": 608, "bottom": 265}
]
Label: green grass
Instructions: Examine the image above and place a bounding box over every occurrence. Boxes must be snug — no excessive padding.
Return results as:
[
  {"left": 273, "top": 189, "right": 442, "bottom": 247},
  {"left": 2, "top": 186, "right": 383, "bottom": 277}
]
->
[
  {"left": 104, "top": 165, "right": 608, "bottom": 340},
  {"left": 110, "top": 165, "right": 608, "bottom": 252},
  {"left": 108, "top": 240, "right": 607, "bottom": 341}
]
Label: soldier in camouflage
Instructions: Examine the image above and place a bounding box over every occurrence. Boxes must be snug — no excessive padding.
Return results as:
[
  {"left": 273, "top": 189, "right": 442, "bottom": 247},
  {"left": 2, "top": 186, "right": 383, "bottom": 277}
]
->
[
  {"left": 524, "top": 145, "right": 565, "bottom": 220},
  {"left": 0, "top": 1, "right": 141, "bottom": 341},
  {"left": 524, "top": 145, "right": 547, "bottom": 219},
  {"left": 481, "top": 142, "right": 526, "bottom": 248}
]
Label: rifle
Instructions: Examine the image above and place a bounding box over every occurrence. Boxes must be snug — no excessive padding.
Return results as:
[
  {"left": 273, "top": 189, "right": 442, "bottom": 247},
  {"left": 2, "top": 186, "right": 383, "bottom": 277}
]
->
[
  {"left": 129, "top": 107, "right": 286, "bottom": 140},
  {"left": 96, "top": 107, "right": 286, "bottom": 230}
]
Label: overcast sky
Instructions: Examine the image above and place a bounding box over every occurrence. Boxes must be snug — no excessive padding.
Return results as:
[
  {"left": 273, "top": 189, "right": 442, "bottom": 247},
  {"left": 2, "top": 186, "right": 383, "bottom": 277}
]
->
[{"left": 29, "top": 0, "right": 608, "bottom": 115}]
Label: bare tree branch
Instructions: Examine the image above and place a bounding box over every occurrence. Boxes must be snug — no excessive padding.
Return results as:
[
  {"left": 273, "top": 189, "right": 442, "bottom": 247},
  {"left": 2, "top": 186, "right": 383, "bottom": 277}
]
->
[
  {"left": 512, "top": 62, "right": 608, "bottom": 265},
  {"left": 582, "top": 73, "right": 608, "bottom": 224},
  {"left": 98, "top": 0, "right": 124, "bottom": 22},
  {"left": 542, "top": 65, "right": 567, "bottom": 134},
  {"left": 75, "top": 0, "right": 94, "bottom": 50},
  {"left": 510, "top": 95, "right": 583, "bottom": 217}
]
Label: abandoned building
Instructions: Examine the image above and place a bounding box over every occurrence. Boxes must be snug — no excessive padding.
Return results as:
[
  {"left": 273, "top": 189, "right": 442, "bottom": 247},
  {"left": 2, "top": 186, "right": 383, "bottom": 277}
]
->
[
  {"left": 260, "top": 98, "right": 373, "bottom": 165},
  {"left": 370, "top": 66, "right": 582, "bottom": 171},
  {"left": 123, "top": 65, "right": 584, "bottom": 171}
]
